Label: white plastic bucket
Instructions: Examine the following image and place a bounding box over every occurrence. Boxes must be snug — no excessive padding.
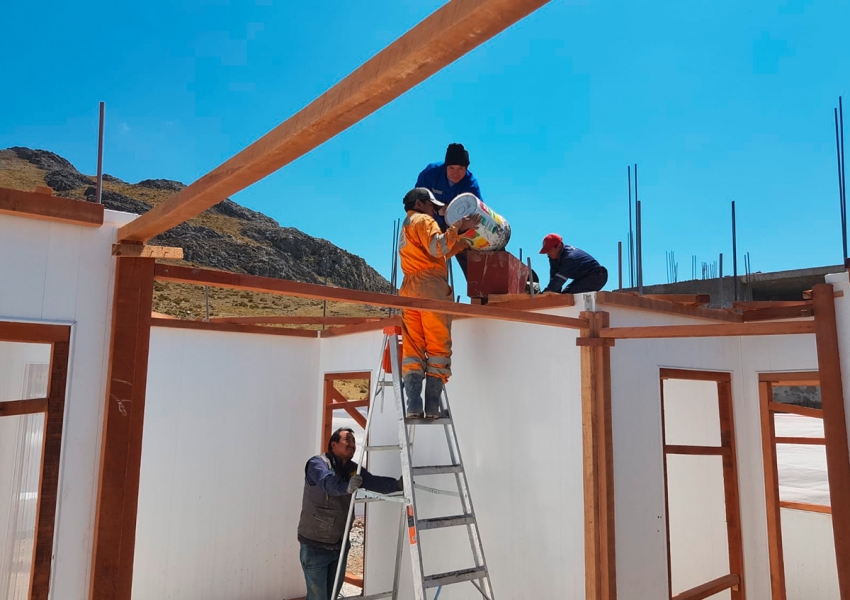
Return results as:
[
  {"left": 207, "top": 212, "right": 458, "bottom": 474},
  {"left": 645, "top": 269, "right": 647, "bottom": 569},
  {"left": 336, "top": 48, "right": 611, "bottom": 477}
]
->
[{"left": 444, "top": 193, "right": 511, "bottom": 252}]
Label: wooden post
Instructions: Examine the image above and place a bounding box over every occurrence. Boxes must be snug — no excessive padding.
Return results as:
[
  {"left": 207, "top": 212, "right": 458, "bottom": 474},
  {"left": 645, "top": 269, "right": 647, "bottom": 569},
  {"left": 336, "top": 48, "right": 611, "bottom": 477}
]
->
[
  {"left": 90, "top": 257, "right": 156, "bottom": 600},
  {"left": 812, "top": 283, "right": 850, "bottom": 599},
  {"left": 580, "top": 311, "right": 616, "bottom": 600}
]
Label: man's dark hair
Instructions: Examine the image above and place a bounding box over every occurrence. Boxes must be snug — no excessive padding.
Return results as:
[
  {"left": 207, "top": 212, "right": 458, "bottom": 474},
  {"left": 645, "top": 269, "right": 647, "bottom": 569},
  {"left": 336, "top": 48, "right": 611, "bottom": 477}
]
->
[{"left": 327, "top": 427, "right": 355, "bottom": 453}]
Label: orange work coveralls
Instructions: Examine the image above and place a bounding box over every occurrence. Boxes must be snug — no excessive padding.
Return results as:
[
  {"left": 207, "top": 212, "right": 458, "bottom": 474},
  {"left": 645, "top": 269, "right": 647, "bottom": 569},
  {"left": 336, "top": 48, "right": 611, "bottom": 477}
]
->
[{"left": 398, "top": 210, "right": 470, "bottom": 383}]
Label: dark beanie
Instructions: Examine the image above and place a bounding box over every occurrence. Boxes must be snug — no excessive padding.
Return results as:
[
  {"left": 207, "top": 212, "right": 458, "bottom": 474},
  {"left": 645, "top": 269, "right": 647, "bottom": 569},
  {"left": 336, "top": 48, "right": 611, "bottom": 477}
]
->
[{"left": 445, "top": 143, "right": 470, "bottom": 167}]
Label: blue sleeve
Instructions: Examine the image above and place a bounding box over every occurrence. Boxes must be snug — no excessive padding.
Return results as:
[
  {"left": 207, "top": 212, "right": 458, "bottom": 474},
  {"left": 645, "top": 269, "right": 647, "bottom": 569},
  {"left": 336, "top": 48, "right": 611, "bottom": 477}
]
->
[
  {"left": 360, "top": 467, "right": 400, "bottom": 495},
  {"left": 416, "top": 166, "right": 431, "bottom": 188},
  {"left": 468, "top": 176, "right": 482, "bottom": 200},
  {"left": 305, "top": 456, "right": 350, "bottom": 496},
  {"left": 545, "top": 259, "right": 567, "bottom": 293}
]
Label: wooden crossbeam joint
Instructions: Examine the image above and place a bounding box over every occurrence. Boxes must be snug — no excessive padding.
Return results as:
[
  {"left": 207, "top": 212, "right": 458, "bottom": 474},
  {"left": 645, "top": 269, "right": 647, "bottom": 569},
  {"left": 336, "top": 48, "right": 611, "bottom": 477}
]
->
[
  {"left": 576, "top": 337, "right": 615, "bottom": 347},
  {"left": 112, "top": 243, "right": 184, "bottom": 259}
]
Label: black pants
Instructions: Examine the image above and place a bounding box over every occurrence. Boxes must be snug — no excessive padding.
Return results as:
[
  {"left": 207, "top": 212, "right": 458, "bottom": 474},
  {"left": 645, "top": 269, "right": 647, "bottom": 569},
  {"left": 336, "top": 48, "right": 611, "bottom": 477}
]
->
[{"left": 564, "top": 267, "right": 608, "bottom": 294}]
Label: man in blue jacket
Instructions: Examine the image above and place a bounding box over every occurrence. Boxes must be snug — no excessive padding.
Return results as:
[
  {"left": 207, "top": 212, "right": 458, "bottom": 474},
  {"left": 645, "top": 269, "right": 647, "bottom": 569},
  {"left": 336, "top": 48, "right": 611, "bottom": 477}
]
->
[
  {"left": 415, "top": 143, "right": 482, "bottom": 277},
  {"left": 298, "top": 427, "right": 402, "bottom": 600},
  {"left": 540, "top": 233, "right": 608, "bottom": 294}
]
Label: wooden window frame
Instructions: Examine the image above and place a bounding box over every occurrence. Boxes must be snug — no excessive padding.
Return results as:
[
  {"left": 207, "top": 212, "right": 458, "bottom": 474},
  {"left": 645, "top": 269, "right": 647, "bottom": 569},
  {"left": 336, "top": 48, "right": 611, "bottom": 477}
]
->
[
  {"left": 659, "top": 369, "right": 745, "bottom": 600},
  {"left": 0, "top": 320, "right": 71, "bottom": 600}
]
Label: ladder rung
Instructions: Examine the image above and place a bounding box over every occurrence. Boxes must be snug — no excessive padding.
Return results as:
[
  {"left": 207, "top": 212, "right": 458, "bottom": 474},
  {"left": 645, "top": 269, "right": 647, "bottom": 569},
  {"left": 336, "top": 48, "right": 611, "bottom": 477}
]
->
[
  {"left": 417, "top": 514, "right": 474, "bottom": 531},
  {"left": 355, "top": 592, "right": 394, "bottom": 600},
  {"left": 424, "top": 566, "right": 487, "bottom": 589},
  {"left": 411, "top": 464, "right": 462, "bottom": 476},
  {"left": 364, "top": 444, "right": 401, "bottom": 452},
  {"left": 376, "top": 380, "right": 394, "bottom": 387},
  {"left": 405, "top": 414, "right": 452, "bottom": 425}
]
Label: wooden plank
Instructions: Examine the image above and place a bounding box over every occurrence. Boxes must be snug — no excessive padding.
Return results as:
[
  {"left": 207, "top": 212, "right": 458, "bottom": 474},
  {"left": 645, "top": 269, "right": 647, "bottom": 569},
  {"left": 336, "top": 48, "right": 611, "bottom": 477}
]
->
[
  {"left": 321, "top": 317, "right": 403, "bottom": 338},
  {"left": 811, "top": 284, "right": 850, "bottom": 599},
  {"left": 717, "top": 379, "right": 745, "bottom": 600},
  {"left": 209, "top": 315, "right": 378, "bottom": 325},
  {"left": 150, "top": 318, "right": 319, "bottom": 338},
  {"left": 775, "top": 437, "right": 826, "bottom": 445},
  {"left": 600, "top": 320, "right": 816, "bottom": 339},
  {"left": 742, "top": 304, "right": 814, "bottom": 322},
  {"left": 575, "top": 337, "right": 616, "bottom": 347},
  {"left": 491, "top": 293, "right": 575, "bottom": 310},
  {"left": 154, "top": 265, "right": 588, "bottom": 330},
  {"left": 112, "top": 243, "right": 184, "bottom": 259},
  {"left": 779, "top": 501, "right": 832, "bottom": 514},
  {"left": 660, "top": 368, "right": 731, "bottom": 382},
  {"left": 30, "top": 335, "right": 70, "bottom": 600},
  {"left": 324, "top": 371, "right": 372, "bottom": 382},
  {"left": 0, "top": 397, "right": 48, "bottom": 416},
  {"left": 0, "top": 186, "right": 104, "bottom": 227},
  {"left": 664, "top": 444, "right": 730, "bottom": 456},
  {"left": 671, "top": 574, "right": 740, "bottom": 600},
  {"left": 761, "top": 382, "right": 787, "bottom": 600},
  {"left": 0, "top": 321, "right": 70, "bottom": 344},
  {"left": 90, "top": 258, "right": 156, "bottom": 600},
  {"left": 638, "top": 293, "right": 710, "bottom": 305},
  {"left": 660, "top": 377, "right": 673, "bottom": 597},
  {"left": 117, "top": 0, "right": 552, "bottom": 242},
  {"left": 327, "top": 387, "right": 368, "bottom": 429},
  {"left": 733, "top": 301, "right": 811, "bottom": 310},
  {"left": 767, "top": 402, "right": 824, "bottom": 419},
  {"left": 758, "top": 371, "right": 819, "bottom": 385},
  {"left": 597, "top": 291, "right": 742, "bottom": 323}
]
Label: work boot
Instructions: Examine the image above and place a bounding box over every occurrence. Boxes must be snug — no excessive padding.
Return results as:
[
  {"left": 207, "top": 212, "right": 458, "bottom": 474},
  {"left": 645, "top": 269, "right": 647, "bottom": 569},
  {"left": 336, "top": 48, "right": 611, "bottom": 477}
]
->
[
  {"left": 424, "top": 376, "right": 443, "bottom": 419},
  {"left": 404, "top": 372, "right": 424, "bottom": 418}
]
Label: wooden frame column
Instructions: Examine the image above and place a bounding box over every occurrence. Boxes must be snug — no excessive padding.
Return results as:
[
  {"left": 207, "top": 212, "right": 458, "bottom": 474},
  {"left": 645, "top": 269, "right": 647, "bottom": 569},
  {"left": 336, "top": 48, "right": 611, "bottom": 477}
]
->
[
  {"left": 579, "top": 311, "right": 616, "bottom": 600},
  {"left": 90, "top": 257, "right": 156, "bottom": 600},
  {"left": 812, "top": 283, "right": 850, "bottom": 599}
]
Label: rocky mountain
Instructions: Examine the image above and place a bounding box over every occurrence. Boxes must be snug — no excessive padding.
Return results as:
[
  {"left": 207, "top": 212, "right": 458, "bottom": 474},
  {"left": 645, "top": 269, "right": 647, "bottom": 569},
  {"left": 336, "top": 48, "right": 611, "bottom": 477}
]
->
[{"left": 0, "top": 147, "right": 391, "bottom": 319}]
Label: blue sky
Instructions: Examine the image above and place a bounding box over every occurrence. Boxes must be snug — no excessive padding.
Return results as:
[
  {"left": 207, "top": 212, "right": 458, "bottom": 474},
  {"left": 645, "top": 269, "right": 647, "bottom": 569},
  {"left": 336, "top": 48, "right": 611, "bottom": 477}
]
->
[{"left": 1, "top": 0, "right": 848, "bottom": 287}]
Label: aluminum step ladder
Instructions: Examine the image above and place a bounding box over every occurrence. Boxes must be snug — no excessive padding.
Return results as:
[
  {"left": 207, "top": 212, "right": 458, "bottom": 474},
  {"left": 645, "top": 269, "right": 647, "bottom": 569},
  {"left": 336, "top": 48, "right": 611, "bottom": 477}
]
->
[{"left": 332, "top": 326, "right": 495, "bottom": 600}]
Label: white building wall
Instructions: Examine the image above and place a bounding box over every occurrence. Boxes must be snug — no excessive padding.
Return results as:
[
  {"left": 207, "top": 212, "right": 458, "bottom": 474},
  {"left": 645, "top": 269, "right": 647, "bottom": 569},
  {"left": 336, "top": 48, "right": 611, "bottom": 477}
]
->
[
  {"left": 133, "top": 327, "right": 320, "bottom": 600},
  {"left": 0, "top": 210, "right": 134, "bottom": 600}
]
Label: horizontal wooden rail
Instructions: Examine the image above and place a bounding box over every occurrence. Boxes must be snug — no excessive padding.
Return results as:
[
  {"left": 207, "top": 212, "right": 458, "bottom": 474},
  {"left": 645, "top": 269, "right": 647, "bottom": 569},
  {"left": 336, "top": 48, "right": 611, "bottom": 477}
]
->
[
  {"left": 154, "top": 265, "right": 588, "bottom": 330},
  {"left": 118, "top": 0, "right": 552, "bottom": 242},
  {"left": 0, "top": 321, "right": 71, "bottom": 344},
  {"left": 671, "top": 573, "right": 740, "bottom": 600},
  {"left": 597, "top": 291, "right": 741, "bottom": 322},
  {"left": 321, "top": 317, "right": 403, "bottom": 338},
  {"left": 767, "top": 401, "right": 824, "bottom": 419},
  {"left": 665, "top": 445, "right": 730, "bottom": 456},
  {"left": 758, "top": 371, "right": 819, "bottom": 385},
  {"left": 0, "top": 187, "right": 104, "bottom": 227},
  {"left": 329, "top": 399, "right": 370, "bottom": 410},
  {"left": 779, "top": 501, "right": 831, "bottom": 514},
  {"left": 742, "top": 304, "right": 814, "bottom": 322},
  {"left": 775, "top": 436, "right": 825, "bottom": 445},
  {"left": 210, "top": 315, "right": 378, "bottom": 325},
  {"left": 324, "top": 371, "right": 371, "bottom": 381},
  {"left": 660, "top": 368, "right": 731, "bottom": 382},
  {"left": 600, "top": 320, "right": 815, "bottom": 340},
  {"left": 0, "top": 397, "right": 48, "bottom": 417},
  {"left": 150, "top": 318, "right": 319, "bottom": 338}
]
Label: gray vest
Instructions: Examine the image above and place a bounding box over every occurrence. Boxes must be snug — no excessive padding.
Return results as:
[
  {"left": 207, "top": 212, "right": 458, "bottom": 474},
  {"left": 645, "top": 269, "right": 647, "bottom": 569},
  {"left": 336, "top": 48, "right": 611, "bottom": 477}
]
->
[{"left": 297, "top": 454, "right": 352, "bottom": 547}]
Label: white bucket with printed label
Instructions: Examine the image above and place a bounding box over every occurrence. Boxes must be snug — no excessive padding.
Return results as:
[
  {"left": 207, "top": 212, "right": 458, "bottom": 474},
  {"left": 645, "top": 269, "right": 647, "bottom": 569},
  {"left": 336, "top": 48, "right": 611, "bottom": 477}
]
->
[{"left": 444, "top": 193, "right": 511, "bottom": 252}]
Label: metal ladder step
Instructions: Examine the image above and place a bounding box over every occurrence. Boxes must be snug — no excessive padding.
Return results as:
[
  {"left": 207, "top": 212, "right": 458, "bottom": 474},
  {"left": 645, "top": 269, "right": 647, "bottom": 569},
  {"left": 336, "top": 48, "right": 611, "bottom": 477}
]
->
[
  {"left": 417, "top": 514, "right": 475, "bottom": 531},
  {"left": 364, "top": 444, "right": 401, "bottom": 452},
  {"left": 411, "top": 464, "right": 463, "bottom": 476},
  {"left": 405, "top": 413, "right": 452, "bottom": 425},
  {"left": 423, "top": 566, "right": 488, "bottom": 589}
]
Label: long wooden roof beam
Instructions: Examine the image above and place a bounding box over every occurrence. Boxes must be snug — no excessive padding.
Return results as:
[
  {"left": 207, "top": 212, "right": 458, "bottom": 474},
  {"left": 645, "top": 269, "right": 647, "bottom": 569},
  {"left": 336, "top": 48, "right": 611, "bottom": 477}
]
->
[{"left": 118, "top": 0, "right": 552, "bottom": 242}]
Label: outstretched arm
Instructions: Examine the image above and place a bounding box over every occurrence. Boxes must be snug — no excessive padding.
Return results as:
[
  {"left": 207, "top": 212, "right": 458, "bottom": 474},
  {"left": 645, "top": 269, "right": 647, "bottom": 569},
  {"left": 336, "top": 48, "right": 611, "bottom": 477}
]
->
[{"left": 304, "top": 456, "right": 351, "bottom": 496}]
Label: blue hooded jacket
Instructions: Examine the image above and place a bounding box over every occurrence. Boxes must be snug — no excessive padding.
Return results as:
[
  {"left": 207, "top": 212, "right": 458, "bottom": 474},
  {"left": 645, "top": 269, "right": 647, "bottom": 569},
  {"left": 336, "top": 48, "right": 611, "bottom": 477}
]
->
[{"left": 415, "top": 162, "right": 482, "bottom": 229}]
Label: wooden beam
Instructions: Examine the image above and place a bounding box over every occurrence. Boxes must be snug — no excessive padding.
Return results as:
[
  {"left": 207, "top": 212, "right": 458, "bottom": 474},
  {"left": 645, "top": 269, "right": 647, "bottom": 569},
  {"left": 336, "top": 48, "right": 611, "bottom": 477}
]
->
[
  {"left": 150, "top": 318, "right": 319, "bottom": 338},
  {"left": 664, "top": 444, "right": 730, "bottom": 456},
  {"left": 742, "top": 304, "right": 814, "bottom": 322},
  {"left": 775, "top": 437, "right": 825, "bottom": 445},
  {"left": 327, "top": 387, "right": 368, "bottom": 428},
  {"left": 31, "top": 337, "right": 70, "bottom": 600},
  {"left": 575, "top": 337, "right": 616, "bottom": 347},
  {"left": 733, "top": 301, "right": 810, "bottom": 310},
  {"left": 154, "top": 265, "right": 588, "bottom": 330},
  {"left": 779, "top": 501, "right": 831, "bottom": 514},
  {"left": 632, "top": 293, "right": 710, "bottom": 305},
  {"left": 112, "top": 243, "right": 184, "bottom": 259},
  {"left": 660, "top": 368, "right": 731, "bottom": 382},
  {"left": 600, "top": 320, "right": 815, "bottom": 340},
  {"left": 717, "top": 378, "right": 745, "bottom": 600},
  {"left": 768, "top": 401, "right": 824, "bottom": 419},
  {"left": 671, "top": 574, "right": 740, "bottom": 600},
  {"left": 321, "top": 317, "right": 403, "bottom": 338},
  {"left": 760, "top": 381, "right": 786, "bottom": 600},
  {"left": 596, "top": 291, "right": 742, "bottom": 323},
  {"left": 324, "top": 371, "right": 372, "bottom": 382},
  {"left": 210, "top": 315, "right": 378, "bottom": 325},
  {"left": 0, "top": 321, "right": 71, "bottom": 344},
  {"left": 811, "top": 284, "right": 850, "bottom": 599},
  {"left": 758, "top": 371, "right": 819, "bottom": 385},
  {"left": 117, "top": 0, "right": 552, "bottom": 242},
  {"left": 0, "top": 397, "right": 47, "bottom": 416},
  {"left": 0, "top": 186, "right": 104, "bottom": 227},
  {"left": 580, "top": 311, "right": 616, "bottom": 600},
  {"left": 90, "top": 257, "right": 156, "bottom": 600}
]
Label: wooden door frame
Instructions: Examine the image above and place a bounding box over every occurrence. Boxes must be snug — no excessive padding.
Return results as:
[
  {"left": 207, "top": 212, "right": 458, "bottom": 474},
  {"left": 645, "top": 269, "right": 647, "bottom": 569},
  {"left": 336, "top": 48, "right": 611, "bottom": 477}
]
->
[
  {"left": 659, "top": 368, "right": 745, "bottom": 600},
  {"left": 0, "top": 320, "right": 71, "bottom": 600}
]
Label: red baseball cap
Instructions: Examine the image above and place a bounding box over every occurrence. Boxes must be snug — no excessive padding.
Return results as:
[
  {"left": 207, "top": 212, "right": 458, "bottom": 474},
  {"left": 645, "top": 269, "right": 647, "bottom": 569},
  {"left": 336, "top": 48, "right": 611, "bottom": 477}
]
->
[{"left": 539, "top": 233, "right": 563, "bottom": 254}]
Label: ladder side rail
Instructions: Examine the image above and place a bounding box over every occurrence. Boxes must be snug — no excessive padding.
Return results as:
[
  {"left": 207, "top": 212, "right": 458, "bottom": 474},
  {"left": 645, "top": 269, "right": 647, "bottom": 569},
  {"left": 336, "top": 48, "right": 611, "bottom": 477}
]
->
[
  {"left": 391, "top": 504, "right": 407, "bottom": 600},
  {"left": 332, "top": 333, "right": 390, "bottom": 598},
  {"left": 441, "top": 390, "right": 496, "bottom": 599}
]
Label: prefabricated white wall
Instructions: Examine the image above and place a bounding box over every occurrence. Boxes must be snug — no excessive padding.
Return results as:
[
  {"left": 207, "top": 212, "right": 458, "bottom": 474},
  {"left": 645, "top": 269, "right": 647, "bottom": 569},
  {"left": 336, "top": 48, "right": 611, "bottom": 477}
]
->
[
  {"left": 133, "top": 326, "right": 320, "bottom": 600},
  {"left": 0, "top": 210, "right": 133, "bottom": 600},
  {"left": 781, "top": 508, "right": 839, "bottom": 600},
  {"left": 0, "top": 341, "right": 51, "bottom": 401}
]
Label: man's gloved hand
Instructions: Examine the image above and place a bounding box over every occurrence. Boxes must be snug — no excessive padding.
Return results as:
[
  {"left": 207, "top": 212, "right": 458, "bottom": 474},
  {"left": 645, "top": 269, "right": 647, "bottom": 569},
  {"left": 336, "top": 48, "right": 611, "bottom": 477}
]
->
[
  {"left": 396, "top": 477, "right": 404, "bottom": 492},
  {"left": 346, "top": 474, "right": 363, "bottom": 494}
]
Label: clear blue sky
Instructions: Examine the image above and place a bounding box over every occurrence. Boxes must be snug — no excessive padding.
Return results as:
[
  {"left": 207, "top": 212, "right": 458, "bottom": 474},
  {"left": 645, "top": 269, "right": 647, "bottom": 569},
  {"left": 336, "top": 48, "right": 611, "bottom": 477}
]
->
[{"left": 1, "top": 0, "right": 848, "bottom": 287}]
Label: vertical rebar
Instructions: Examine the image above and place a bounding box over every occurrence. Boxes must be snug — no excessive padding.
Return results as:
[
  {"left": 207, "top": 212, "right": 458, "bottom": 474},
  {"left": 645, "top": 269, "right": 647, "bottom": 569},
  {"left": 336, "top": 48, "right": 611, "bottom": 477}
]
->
[
  {"left": 636, "top": 199, "right": 643, "bottom": 294},
  {"left": 732, "top": 201, "right": 738, "bottom": 302},
  {"left": 618, "top": 241, "right": 623, "bottom": 291},
  {"left": 95, "top": 102, "right": 105, "bottom": 204},
  {"left": 840, "top": 98, "right": 848, "bottom": 259},
  {"left": 836, "top": 108, "right": 847, "bottom": 261},
  {"left": 628, "top": 165, "right": 634, "bottom": 287},
  {"left": 718, "top": 253, "right": 723, "bottom": 308},
  {"left": 527, "top": 257, "right": 535, "bottom": 298}
]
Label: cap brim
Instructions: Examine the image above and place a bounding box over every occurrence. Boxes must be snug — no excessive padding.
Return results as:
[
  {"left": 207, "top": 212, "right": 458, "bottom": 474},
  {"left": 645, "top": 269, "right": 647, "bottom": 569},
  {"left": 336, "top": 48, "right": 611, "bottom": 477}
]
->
[
  {"left": 429, "top": 198, "right": 446, "bottom": 207},
  {"left": 539, "top": 245, "right": 549, "bottom": 254}
]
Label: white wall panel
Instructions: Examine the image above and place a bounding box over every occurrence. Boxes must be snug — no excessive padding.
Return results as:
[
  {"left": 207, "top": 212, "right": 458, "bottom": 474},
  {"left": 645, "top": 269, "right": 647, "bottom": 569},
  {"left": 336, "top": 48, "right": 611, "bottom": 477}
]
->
[
  {"left": 0, "top": 210, "right": 134, "bottom": 599},
  {"left": 134, "top": 327, "right": 320, "bottom": 600},
  {"left": 781, "top": 508, "right": 839, "bottom": 600}
]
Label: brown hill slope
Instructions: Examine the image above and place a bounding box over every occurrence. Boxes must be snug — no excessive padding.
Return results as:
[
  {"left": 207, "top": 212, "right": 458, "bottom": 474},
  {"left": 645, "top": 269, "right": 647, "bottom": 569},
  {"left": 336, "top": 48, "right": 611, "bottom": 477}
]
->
[{"left": 0, "top": 147, "right": 391, "bottom": 321}]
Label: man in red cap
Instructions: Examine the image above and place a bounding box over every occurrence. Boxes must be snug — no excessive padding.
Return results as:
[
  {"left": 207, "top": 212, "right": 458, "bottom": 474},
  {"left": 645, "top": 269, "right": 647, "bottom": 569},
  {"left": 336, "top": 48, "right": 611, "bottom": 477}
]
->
[{"left": 539, "top": 234, "right": 608, "bottom": 294}]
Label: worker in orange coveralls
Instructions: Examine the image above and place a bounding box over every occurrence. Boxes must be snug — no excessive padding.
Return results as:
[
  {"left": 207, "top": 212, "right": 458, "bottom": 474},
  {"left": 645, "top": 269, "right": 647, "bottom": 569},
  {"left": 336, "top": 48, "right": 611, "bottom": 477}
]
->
[{"left": 398, "top": 187, "right": 480, "bottom": 418}]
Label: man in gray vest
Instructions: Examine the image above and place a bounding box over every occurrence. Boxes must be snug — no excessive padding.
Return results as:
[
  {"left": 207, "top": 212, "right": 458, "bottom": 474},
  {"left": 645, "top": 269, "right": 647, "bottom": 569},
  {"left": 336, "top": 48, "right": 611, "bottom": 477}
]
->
[{"left": 298, "top": 427, "right": 402, "bottom": 600}]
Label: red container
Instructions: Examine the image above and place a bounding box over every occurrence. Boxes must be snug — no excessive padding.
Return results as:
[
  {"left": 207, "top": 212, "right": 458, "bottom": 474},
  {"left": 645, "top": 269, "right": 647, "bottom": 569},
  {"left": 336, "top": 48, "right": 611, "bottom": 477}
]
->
[{"left": 465, "top": 251, "right": 530, "bottom": 298}]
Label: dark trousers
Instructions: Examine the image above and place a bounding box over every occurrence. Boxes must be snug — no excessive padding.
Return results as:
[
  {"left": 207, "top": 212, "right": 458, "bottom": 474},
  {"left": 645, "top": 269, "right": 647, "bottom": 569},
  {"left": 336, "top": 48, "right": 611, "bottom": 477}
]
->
[
  {"left": 300, "top": 542, "right": 350, "bottom": 600},
  {"left": 564, "top": 267, "right": 608, "bottom": 294}
]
